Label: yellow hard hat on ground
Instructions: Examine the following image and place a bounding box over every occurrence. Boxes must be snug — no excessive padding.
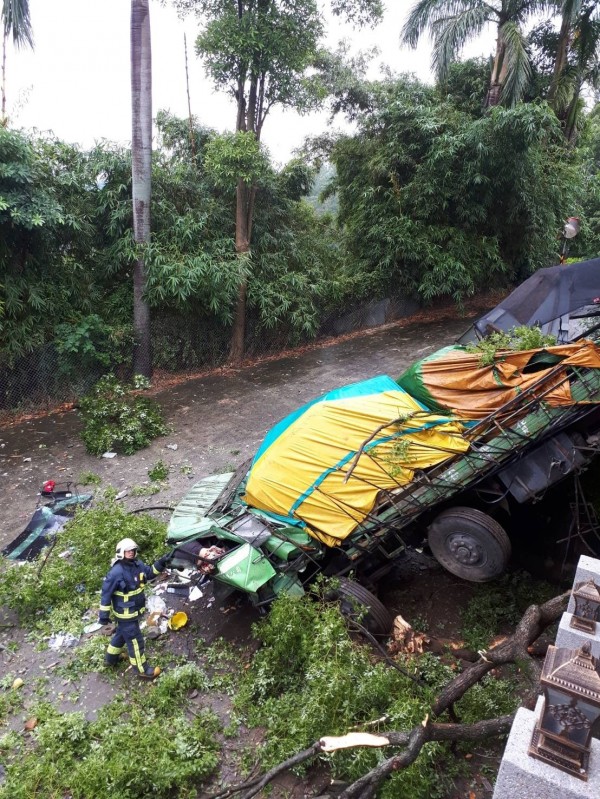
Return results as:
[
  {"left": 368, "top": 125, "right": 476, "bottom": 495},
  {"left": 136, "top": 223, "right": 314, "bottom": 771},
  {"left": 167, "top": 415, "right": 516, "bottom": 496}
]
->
[{"left": 168, "top": 611, "right": 188, "bottom": 630}]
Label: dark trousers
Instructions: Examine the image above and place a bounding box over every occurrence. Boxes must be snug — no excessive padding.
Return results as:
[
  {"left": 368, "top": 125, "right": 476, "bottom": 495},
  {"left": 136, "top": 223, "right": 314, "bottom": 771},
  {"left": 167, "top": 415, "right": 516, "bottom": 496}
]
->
[{"left": 105, "top": 618, "right": 147, "bottom": 674}]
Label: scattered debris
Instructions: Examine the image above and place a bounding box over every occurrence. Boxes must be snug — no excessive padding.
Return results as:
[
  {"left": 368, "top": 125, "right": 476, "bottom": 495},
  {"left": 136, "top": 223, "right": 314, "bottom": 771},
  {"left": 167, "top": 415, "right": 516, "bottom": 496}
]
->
[
  {"left": 189, "top": 585, "right": 203, "bottom": 602},
  {"left": 115, "top": 490, "right": 128, "bottom": 501},
  {"left": 48, "top": 632, "right": 80, "bottom": 650},
  {"left": 389, "top": 615, "right": 426, "bottom": 655},
  {"left": 166, "top": 443, "right": 178, "bottom": 450},
  {"left": 12, "top": 678, "right": 24, "bottom": 690},
  {"left": 83, "top": 622, "right": 103, "bottom": 634},
  {"left": 101, "top": 452, "right": 117, "bottom": 459},
  {"left": 23, "top": 718, "right": 38, "bottom": 731}
]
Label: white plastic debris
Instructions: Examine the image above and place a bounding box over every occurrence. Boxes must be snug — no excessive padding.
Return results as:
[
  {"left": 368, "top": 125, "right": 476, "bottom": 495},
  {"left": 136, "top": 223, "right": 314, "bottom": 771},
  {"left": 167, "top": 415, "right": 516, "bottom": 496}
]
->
[
  {"left": 146, "top": 594, "right": 167, "bottom": 615},
  {"left": 102, "top": 452, "right": 117, "bottom": 459},
  {"left": 143, "top": 611, "right": 169, "bottom": 637},
  {"left": 48, "top": 632, "right": 80, "bottom": 650},
  {"left": 83, "top": 622, "right": 103, "bottom": 634},
  {"left": 189, "top": 586, "right": 204, "bottom": 602},
  {"left": 23, "top": 457, "right": 32, "bottom": 463},
  {"left": 115, "top": 490, "right": 128, "bottom": 501},
  {"left": 166, "top": 443, "right": 178, "bottom": 450}
]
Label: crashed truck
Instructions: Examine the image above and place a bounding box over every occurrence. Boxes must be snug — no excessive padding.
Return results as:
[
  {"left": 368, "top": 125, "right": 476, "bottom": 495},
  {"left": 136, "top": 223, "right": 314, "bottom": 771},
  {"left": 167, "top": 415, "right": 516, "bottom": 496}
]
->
[{"left": 166, "top": 259, "right": 600, "bottom": 633}]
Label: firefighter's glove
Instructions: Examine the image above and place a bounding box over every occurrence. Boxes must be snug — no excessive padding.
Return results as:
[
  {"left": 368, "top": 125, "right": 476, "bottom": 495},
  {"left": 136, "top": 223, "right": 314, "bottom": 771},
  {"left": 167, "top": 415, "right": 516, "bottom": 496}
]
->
[{"left": 155, "top": 555, "right": 171, "bottom": 572}]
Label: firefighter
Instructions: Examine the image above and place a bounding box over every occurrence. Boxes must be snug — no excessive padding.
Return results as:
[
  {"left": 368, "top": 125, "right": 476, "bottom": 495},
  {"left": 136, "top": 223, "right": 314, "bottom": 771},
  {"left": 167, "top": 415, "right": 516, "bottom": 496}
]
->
[{"left": 98, "top": 537, "right": 170, "bottom": 680}]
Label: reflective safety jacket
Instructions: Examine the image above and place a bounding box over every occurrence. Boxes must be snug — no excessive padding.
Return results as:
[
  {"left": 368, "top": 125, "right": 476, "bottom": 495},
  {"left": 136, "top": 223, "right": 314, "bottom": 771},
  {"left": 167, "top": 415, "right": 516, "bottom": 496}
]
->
[{"left": 99, "top": 558, "right": 162, "bottom": 622}]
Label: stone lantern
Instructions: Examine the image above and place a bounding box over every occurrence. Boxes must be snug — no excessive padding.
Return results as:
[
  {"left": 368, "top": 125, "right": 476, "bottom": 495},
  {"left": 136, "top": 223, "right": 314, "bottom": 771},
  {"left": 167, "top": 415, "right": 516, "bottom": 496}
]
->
[
  {"left": 570, "top": 580, "right": 600, "bottom": 634},
  {"left": 529, "top": 642, "right": 600, "bottom": 781}
]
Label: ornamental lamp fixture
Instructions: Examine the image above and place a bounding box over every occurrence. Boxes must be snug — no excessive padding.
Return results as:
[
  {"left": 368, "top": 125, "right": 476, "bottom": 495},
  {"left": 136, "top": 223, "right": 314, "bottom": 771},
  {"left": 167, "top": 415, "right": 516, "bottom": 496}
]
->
[
  {"left": 529, "top": 641, "right": 600, "bottom": 781},
  {"left": 570, "top": 580, "right": 600, "bottom": 634},
  {"left": 564, "top": 217, "right": 581, "bottom": 239},
  {"left": 560, "top": 216, "right": 581, "bottom": 263}
]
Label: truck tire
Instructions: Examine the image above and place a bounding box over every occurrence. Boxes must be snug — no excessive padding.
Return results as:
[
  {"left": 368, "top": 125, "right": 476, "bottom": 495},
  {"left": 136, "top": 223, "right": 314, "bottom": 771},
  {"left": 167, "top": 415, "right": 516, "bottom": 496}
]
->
[
  {"left": 428, "top": 507, "right": 511, "bottom": 583},
  {"left": 332, "top": 579, "right": 393, "bottom": 635}
]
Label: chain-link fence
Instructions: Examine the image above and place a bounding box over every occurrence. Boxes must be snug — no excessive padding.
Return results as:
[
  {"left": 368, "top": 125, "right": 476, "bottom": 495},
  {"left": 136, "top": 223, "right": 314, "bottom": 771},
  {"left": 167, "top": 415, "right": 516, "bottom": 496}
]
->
[{"left": 0, "top": 295, "right": 423, "bottom": 426}]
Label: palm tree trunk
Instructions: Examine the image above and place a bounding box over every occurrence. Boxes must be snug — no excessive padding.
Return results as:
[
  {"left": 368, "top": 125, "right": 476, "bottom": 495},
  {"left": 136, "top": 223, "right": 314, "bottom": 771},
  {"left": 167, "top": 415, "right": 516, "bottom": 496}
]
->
[
  {"left": 2, "top": 30, "right": 7, "bottom": 125},
  {"left": 548, "top": 13, "right": 572, "bottom": 104},
  {"left": 564, "top": 75, "right": 585, "bottom": 142},
  {"left": 131, "top": 0, "right": 152, "bottom": 377},
  {"left": 486, "top": 31, "right": 506, "bottom": 107}
]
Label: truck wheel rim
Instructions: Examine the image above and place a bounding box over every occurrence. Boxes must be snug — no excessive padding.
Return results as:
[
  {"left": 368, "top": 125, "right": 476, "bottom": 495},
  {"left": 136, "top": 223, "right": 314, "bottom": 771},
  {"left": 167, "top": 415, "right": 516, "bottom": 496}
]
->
[{"left": 447, "top": 533, "right": 484, "bottom": 565}]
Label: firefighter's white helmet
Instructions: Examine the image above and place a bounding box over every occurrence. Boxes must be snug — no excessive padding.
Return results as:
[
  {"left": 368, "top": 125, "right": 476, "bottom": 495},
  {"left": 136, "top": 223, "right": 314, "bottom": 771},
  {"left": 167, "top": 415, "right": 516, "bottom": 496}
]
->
[{"left": 115, "top": 538, "right": 138, "bottom": 560}]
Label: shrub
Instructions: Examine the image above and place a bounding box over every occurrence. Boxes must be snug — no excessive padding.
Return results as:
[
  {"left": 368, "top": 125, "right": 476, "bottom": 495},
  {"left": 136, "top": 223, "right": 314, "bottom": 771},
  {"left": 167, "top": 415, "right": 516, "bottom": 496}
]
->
[
  {"left": 148, "top": 459, "right": 170, "bottom": 481},
  {"left": 78, "top": 375, "right": 169, "bottom": 455}
]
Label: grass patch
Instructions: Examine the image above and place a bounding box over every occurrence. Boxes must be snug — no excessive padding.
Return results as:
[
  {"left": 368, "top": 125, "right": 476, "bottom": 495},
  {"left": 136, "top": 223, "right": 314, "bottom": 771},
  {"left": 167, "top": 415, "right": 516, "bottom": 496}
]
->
[{"left": 460, "top": 572, "right": 555, "bottom": 651}]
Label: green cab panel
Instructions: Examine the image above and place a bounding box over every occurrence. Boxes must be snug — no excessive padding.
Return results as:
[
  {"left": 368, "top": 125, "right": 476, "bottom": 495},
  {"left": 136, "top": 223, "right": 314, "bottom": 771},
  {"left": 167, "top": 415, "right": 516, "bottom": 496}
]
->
[
  {"left": 215, "top": 543, "right": 276, "bottom": 593},
  {"left": 263, "top": 527, "right": 315, "bottom": 560},
  {"left": 167, "top": 473, "right": 235, "bottom": 539},
  {"left": 269, "top": 572, "right": 306, "bottom": 598}
]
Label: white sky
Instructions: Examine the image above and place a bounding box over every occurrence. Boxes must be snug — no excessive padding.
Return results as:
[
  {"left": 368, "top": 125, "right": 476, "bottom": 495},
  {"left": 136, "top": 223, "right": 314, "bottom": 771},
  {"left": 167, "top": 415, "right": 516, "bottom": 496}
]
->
[{"left": 9, "top": 1, "right": 496, "bottom": 164}]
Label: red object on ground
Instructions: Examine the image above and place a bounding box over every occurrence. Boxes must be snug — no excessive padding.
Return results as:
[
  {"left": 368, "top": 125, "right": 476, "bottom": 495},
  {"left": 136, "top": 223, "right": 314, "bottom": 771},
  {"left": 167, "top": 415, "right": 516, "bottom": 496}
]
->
[{"left": 42, "top": 480, "right": 56, "bottom": 494}]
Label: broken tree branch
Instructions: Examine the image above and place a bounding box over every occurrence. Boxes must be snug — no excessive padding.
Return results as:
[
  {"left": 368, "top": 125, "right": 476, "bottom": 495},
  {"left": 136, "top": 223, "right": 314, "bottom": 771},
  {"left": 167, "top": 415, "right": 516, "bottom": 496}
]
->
[{"left": 209, "top": 591, "right": 568, "bottom": 799}]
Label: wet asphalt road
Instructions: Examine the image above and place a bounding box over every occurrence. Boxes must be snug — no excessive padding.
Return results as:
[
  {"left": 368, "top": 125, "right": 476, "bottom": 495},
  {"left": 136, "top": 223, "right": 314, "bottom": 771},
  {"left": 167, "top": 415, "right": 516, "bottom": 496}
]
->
[{"left": 0, "top": 312, "right": 482, "bottom": 551}]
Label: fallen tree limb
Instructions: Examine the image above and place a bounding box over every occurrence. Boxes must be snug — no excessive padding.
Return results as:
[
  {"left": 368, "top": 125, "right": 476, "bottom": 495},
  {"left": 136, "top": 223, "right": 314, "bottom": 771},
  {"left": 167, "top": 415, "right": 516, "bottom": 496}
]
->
[{"left": 209, "top": 591, "right": 568, "bottom": 799}]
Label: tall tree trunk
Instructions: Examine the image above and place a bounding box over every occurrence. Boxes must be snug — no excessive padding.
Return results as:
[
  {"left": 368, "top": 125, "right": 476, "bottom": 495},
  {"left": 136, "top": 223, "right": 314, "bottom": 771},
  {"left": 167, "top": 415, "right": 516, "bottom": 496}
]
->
[
  {"left": 486, "top": 31, "right": 507, "bottom": 107},
  {"left": 564, "top": 75, "right": 585, "bottom": 142},
  {"left": 184, "top": 33, "right": 196, "bottom": 159},
  {"left": 229, "top": 56, "right": 260, "bottom": 365},
  {"left": 1, "top": 30, "right": 7, "bottom": 125},
  {"left": 548, "top": 13, "right": 572, "bottom": 104},
  {"left": 131, "top": 0, "right": 152, "bottom": 377},
  {"left": 229, "top": 180, "right": 252, "bottom": 364}
]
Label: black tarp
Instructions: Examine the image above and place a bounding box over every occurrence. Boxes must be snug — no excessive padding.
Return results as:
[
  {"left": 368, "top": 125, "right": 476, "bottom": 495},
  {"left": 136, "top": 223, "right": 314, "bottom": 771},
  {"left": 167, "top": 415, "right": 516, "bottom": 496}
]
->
[{"left": 459, "top": 258, "right": 600, "bottom": 343}]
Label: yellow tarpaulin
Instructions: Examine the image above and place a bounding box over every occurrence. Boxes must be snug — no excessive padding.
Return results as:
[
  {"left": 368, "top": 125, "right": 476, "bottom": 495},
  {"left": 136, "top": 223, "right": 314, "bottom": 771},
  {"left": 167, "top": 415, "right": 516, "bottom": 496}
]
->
[{"left": 243, "top": 376, "right": 468, "bottom": 546}]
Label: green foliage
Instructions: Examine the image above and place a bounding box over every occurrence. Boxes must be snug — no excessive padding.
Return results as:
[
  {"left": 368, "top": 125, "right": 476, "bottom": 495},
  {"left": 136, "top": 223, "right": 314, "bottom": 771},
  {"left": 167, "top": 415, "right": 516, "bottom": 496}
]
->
[
  {"left": 0, "top": 683, "right": 220, "bottom": 799},
  {"left": 0, "top": 501, "right": 167, "bottom": 628},
  {"left": 204, "top": 131, "right": 270, "bottom": 188},
  {"left": 460, "top": 572, "right": 555, "bottom": 651},
  {"left": 77, "top": 471, "right": 102, "bottom": 486},
  {"left": 455, "top": 672, "right": 520, "bottom": 722},
  {"left": 78, "top": 375, "right": 169, "bottom": 456},
  {"left": 465, "top": 325, "right": 558, "bottom": 366},
  {"left": 0, "top": 684, "right": 24, "bottom": 723},
  {"left": 235, "top": 589, "right": 460, "bottom": 796},
  {"left": 130, "top": 483, "right": 163, "bottom": 497},
  {"left": 331, "top": 77, "right": 581, "bottom": 303},
  {"left": 148, "top": 459, "right": 170, "bottom": 482},
  {"left": 54, "top": 314, "right": 133, "bottom": 372}
]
